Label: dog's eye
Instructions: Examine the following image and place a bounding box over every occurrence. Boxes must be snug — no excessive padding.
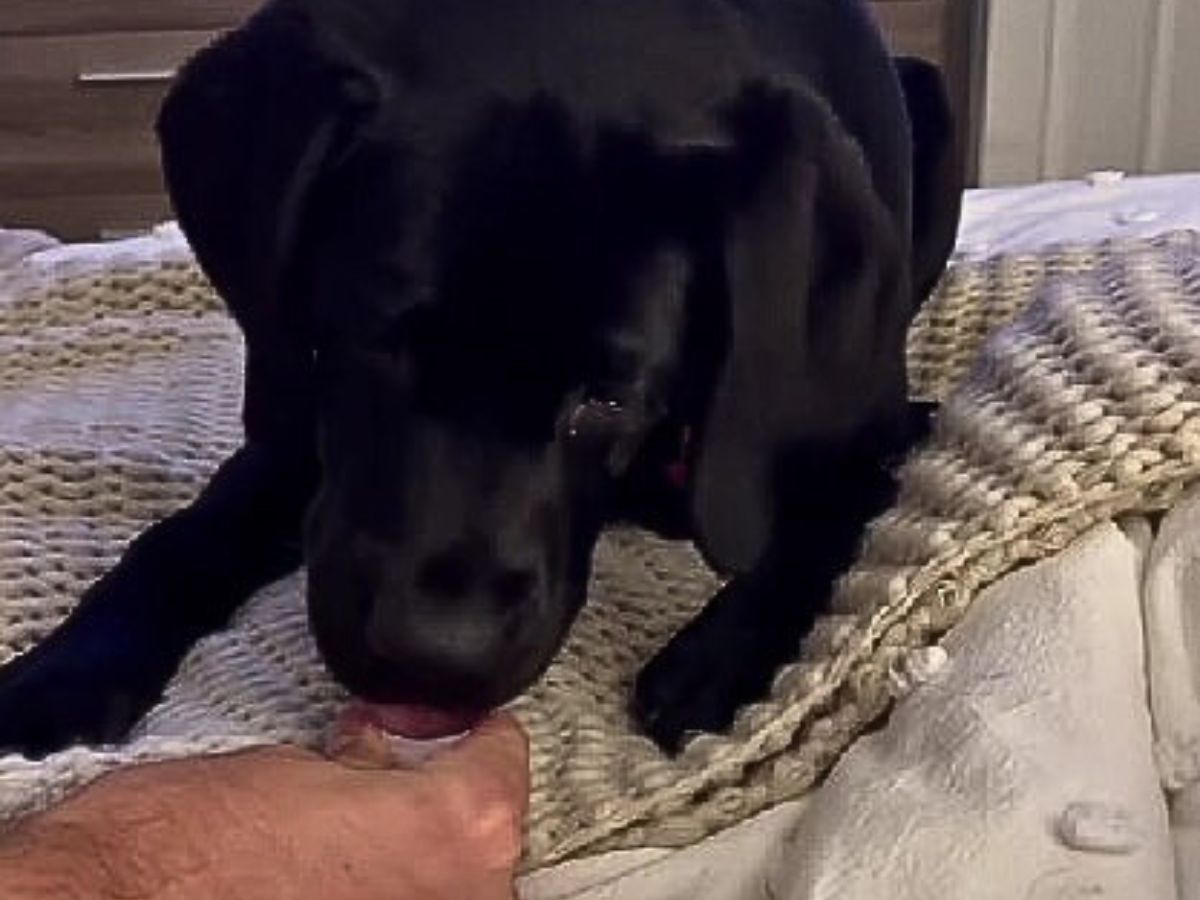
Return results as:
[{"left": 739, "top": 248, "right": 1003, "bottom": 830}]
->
[
  {"left": 565, "top": 397, "right": 646, "bottom": 477},
  {"left": 567, "top": 398, "right": 625, "bottom": 442}
]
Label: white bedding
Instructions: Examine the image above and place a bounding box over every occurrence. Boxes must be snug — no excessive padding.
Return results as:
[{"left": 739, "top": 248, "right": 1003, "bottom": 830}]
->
[
  {"left": 522, "top": 516, "right": 1183, "bottom": 900},
  {"left": 958, "top": 172, "right": 1200, "bottom": 254}
]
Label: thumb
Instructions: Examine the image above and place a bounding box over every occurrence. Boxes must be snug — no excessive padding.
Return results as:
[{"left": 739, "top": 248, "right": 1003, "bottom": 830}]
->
[
  {"left": 429, "top": 713, "right": 529, "bottom": 786},
  {"left": 423, "top": 713, "right": 531, "bottom": 867}
]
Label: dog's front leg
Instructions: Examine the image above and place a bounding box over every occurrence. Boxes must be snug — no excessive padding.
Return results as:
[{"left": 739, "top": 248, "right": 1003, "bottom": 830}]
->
[
  {"left": 632, "top": 406, "right": 932, "bottom": 753},
  {"left": 0, "top": 351, "right": 318, "bottom": 758}
]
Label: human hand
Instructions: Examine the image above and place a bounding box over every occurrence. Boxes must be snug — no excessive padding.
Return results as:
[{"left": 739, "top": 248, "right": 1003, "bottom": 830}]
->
[{"left": 0, "top": 714, "right": 529, "bottom": 900}]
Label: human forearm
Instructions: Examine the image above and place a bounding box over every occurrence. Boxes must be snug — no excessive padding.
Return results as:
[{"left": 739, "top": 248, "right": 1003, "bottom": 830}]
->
[
  {"left": 0, "top": 811, "right": 139, "bottom": 899},
  {"left": 0, "top": 722, "right": 526, "bottom": 900},
  {"left": 0, "top": 767, "right": 234, "bottom": 900}
]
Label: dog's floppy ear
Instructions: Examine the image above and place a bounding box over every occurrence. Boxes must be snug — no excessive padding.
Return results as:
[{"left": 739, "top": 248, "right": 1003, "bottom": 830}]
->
[
  {"left": 895, "top": 56, "right": 963, "bottom": 303},
  {"left": 157, "top": 4, "right": 370, "bottom": 340},
  {"left": 688, "top": 82, "right": 912, "bottom": 574}
]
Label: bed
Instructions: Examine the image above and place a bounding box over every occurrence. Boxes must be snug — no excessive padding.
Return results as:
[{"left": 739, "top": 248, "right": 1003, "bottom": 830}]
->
[
  {"left": 2, "top": 172, "right": 1200, "bottom": 898},
  {"left": 4, "top": 0, "right": 1200, "bottom": 893}
]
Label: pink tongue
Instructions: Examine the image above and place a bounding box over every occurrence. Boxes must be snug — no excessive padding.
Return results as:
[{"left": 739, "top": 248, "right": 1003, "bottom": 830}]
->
[{"left": 347, "top": 700, "right": 480, "bottom": 740}]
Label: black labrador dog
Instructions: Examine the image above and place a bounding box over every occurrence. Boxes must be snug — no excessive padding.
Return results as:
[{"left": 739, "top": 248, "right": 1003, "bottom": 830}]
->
[{"left": 0, "top": 0, "right": 960, "bottom": 756}]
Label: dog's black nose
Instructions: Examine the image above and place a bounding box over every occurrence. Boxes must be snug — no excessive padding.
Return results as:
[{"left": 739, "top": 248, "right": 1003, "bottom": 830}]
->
[
  {"left": 415, "top": 543, "right": 541, "bottom": 609},
  {"left": 307, "top": 540, "right": 552, "bottom": 711}
]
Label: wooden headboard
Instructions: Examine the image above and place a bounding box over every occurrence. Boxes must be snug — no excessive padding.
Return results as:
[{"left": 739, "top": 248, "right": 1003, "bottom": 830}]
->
[
  {"left": 871, "top": 0, "right": 988, "bottom": 186},
  {"left": 3, "top": 0, "right": 987, "bottom": 239}
]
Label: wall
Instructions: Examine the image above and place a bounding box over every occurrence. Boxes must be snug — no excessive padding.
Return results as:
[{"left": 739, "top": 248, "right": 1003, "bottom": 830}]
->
[{"left": 980, "top": 0, "right": 1200, "bottom": 185}]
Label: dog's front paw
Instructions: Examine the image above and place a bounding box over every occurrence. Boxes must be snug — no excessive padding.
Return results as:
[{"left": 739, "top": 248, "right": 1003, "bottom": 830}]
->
[
  {"left": 0, "top": 663, "right": 142, "bottom": 760},
  {"left": 631, "top": 577, "right": 806, "bottom": 754},
  {"left": 0, "top": 618, "right": 172, "bottom": 759}
]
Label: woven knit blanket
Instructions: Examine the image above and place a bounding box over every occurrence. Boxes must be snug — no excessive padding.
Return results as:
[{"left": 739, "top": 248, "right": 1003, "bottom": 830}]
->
[{"left": 2, "top": 231, "right": 1199, "bottom": 869}]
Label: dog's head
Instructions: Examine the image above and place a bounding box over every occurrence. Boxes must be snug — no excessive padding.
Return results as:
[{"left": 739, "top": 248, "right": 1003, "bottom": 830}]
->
[
  {"left": 157, "top": 1, "right": 929, "bottom": 720},
  {"left": 295, "top": 121, "right": 699, "bottom": 715},
  {"left": 157, "top": 4, "right": 699, "bottom": 717}
]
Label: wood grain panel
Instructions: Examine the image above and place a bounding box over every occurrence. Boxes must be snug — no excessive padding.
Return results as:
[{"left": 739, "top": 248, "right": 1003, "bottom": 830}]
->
[
  {"left": 872, "top": 0, "right": 948, "bottom": 66},
  {"left": 1, "top": 0, "right": 257, "bottom": 37},
  {"left": 0, "top": 31, "right": 217, "bottom": 235},
  {"left": 872, "top": 0, "right": 987, "bottom": 186},
  {"left": 2, "top": 0, "right": 985, "bottom": 236},
  {"left": 2, "top": 193, "right": 173, "bottom": 240}
]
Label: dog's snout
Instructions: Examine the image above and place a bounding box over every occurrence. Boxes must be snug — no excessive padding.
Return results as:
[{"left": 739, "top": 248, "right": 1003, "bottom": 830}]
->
[
  {"left": 307, "top": 530, "right": 560, "bottom": 711},
  {"left": 376, "top": 543, "right": 545, "bottom": 688},
  {"left": 414, "top": 541, "right": 542, "bottom": 609},
  {"left": 490, "top": 567, "right": 539, "bottom": 607},
  {"left": 304, "top": 424, "right": 581, "bottom": 712},
  {"left": 414, "top": 549, "right": 473, "bottom": 599},
  {"left": 355, "top": 567, "right": 547, "bottom": 708},
  {"left": 365, "top": 602, "right": 511, "bottom": 689}
]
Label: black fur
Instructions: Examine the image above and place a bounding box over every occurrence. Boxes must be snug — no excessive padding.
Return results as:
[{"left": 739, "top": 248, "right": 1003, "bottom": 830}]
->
[{"left": 0, "top": 0, "right": 961, "bottom": 756}]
